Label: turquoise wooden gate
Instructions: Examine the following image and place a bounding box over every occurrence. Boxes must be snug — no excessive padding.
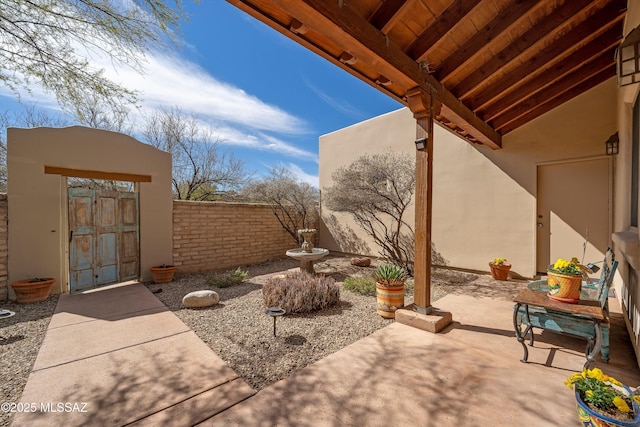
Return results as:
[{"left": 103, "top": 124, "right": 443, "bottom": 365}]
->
[{"left": 69, "top": 188, "right": 139, "bottom": 293}]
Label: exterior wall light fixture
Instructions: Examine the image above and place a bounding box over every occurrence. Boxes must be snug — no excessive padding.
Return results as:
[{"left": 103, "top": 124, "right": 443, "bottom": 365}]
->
[
  {"left": 617, "top": 26, "right": 640, "bottom": 87},
  {"left": 605, "top": 132, "right": 619, "bottom": 156},
  {"left": 415, "top": 137, "right": 427, "bottom": 151}
]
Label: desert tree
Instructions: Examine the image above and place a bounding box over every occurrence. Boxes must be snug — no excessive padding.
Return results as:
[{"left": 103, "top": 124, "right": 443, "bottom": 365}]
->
[
  {"left": 0, "top": 106, "right": 71, "bottom": 192},
  {"left": 241, "top": 167, "right": 319, "bottom": 244},
  {"left": 72, "top": 93, "right": 132, "bottom": 133},
  {"left": 0, "top": 0, "right": 184, "bottom": 112},
  {"left": 143, "top": 107, "right": 249, "bottom": 200},
  {"left": 323, "top": 152, "right": 415, "bottom": 272}
]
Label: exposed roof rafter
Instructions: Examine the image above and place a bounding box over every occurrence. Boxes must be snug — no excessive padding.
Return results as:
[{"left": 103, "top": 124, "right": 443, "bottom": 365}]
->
[{"left": 226, "top": 0, "right": 626, "bottom": 148}]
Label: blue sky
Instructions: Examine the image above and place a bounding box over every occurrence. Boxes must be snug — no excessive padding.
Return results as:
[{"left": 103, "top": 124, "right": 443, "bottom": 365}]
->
[{"left": 0, "top": 2, "right": 401, "bottom": 186}]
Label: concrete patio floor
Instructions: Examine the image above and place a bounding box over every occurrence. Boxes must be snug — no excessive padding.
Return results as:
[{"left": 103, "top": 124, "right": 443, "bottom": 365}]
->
[{"left": 12, "top": 278, "right": 640, "bottom": 426}]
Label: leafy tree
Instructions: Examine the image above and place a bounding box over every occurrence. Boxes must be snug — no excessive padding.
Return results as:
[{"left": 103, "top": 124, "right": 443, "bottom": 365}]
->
[
  {"left": 241, "top": 167, "right": 319, "bottom": 244},
  {"left": 0, "top": 0, "right": 184, "bottom": 111},
  {"left": 323, "top": 152, "right": 415, "bottom": 271},
  {"left": 143, "top": 107, "right": 249, "bottom": 200}
]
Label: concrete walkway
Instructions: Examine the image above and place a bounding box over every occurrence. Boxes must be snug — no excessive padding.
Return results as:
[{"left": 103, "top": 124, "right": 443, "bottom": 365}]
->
[
  {"left": 12, "top": 282, "right": 255, "bottom": 426},
  {"left": 206, "top": 294, "right": 639, "bottom": 427},
  {"left": 13, "top": 281, "right": 640, "bottom": 426}
]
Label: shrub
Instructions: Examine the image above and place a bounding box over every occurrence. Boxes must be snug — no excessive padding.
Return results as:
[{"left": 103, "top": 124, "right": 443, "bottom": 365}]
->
[
  {"left": 343, "top": 276, "right": 377, "bottom": 296},
  {"left": 263, "top": 271, "right": 339, "bottom": 313},
  {"left": 207, "top": 268, "right": 248, "bottom": 288}
]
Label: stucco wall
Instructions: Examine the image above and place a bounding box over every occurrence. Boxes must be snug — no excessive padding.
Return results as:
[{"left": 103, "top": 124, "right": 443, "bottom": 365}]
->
[
  {"left": 614, "top": 2, "right": 640, "bottom": 367},
  {"left": 319, "top": 78, "right": 616, "bottom": 278},
  {"left": 7, "top": 126, "right": 173, "bottom": 295},
  {"left": 173, "top": 201, "right": 305, "bottom": 273}
]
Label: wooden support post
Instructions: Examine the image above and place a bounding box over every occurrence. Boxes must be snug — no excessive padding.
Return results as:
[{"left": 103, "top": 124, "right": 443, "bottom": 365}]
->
[{"left": 406, "top": 87, "right": 441, "bottom": 314}]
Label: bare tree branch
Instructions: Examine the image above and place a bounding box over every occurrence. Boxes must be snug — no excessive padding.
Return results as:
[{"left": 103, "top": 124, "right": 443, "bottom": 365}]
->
[
  {"left": 241, "top": 167, "right": 319, "bottom": 244},
  {"left": 323, "top": 151, "right": 415, "bottom": 272},
  {"left": 0, "top": 0, "right": 185, "bottom": 112},
  {"left": 143, "top": 107, "right": 250, "bottom": 200}
]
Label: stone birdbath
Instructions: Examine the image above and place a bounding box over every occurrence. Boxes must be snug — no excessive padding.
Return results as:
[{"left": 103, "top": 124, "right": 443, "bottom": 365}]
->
[{"left": 285, "top": 229, "right": 329, "bottom": 274}]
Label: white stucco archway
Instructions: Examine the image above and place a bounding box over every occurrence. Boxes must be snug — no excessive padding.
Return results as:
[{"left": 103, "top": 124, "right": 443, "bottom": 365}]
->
[{"left": 7, "top": 126, "right": 173, "bottom": 295}]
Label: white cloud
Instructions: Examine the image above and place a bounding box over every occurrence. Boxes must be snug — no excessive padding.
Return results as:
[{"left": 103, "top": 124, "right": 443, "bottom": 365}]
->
[
  {"left": 111, "top": 52, "right": 309, "bottom": 135},
  {"left": 283, "top": 163, "right": 319, "bottom": 188},
  {"left": 188, "top": 121, "right": 318, "bottom": 162},
  {"left": 1, "top": 46, "right": 316, "bottom": 161},
  {"left": 304, "top": 78, "right": 365, "bottom": 119}
]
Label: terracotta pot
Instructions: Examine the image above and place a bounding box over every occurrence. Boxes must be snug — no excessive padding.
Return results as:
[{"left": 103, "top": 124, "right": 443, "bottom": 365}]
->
[
  {"left": 489, "top": 262, "right": 511, "bottom": 280},
  {"left": 149, "top": 265, "right": 177, "bottom": 283},
  {"left": 547, "top": 270, "right": 582, "bottom": 303},
  {"left": 375, "top": 282, "right": 404, "bottom": 319},
  {"left": 10, "top": 278, "right": 55, "bottom": 303},
  {"left": 575, "top": 386, "right": 640, "bottom": 426}
]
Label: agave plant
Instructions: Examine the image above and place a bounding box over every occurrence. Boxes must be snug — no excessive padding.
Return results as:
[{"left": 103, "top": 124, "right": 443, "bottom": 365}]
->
[{"left": 373, "top": 264, "right": 407, "bottom": 287}]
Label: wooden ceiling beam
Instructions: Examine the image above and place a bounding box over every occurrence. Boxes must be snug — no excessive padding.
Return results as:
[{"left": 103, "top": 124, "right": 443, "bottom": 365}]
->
[
  {"left": 407, "top": 0, "right": 483, "bottom": 62},
  {"left": 491, "top": 54, "right": 615, "bottom": 131},
  {"left": 369, "top": 0, "right": 413, "bottom": 34},
  {"left": 436, "top": 0, "right": 544, "bottom": 83},
  {"left": 451, "top": 0, "right": 594, "bottom": 99},
  {"left": 467, "top": 2, "right": 626, "bottom": 111},
  {"left": 481, "top": 29, "right": 621, "bottom": 121},
  {"left": 239, "top": 0, "right": 501, "bottom": 148},
  {"left": 500, "top": 68, "right": 614, "bottom": 134}
]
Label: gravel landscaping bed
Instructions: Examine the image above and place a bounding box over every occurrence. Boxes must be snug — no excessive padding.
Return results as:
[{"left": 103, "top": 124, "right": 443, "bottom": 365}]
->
[
  {"left": 0, "top": 254, "right": 518, "bottom": 427},
  {"left": 148, "top": 255, "right": 486, "bottom": 391},
  {"left": 0, "top": 296, "right": 58, "bottom": 427}
]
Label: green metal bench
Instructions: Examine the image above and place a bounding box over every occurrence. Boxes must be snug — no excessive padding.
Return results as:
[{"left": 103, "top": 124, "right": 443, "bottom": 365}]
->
[{"left": 515, "top": 249, "right": 617, "bottom": 364}]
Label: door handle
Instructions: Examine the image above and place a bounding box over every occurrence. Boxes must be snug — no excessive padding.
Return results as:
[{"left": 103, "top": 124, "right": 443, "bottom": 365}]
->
[
  {"left": 69, "top": 230, "right": 73, "bottom": 243},
  {"left": 537, "top": 223, "right": 543, "bottom": 227}
]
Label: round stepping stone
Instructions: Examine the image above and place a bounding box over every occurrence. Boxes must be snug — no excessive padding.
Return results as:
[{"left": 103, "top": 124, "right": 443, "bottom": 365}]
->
[{"left": 182, "top": 290, "right": 219, "bottom": 308}]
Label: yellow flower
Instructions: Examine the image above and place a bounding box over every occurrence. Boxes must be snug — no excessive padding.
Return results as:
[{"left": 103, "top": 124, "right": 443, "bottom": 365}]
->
[
  {"left": 587, "top": 368, "right": 605, "bottom": 381},
  {"left": 565, "top": 373, "right": 583, "bottom": 388},
  {"left": 613, "top": 396, "right": 631, "bottom": 413},
  {"left": 608, "top": 377, "right": 623, "bottom": 387},
  {"left": 554, "top": 259, "right": 570, "bottom": 270}
]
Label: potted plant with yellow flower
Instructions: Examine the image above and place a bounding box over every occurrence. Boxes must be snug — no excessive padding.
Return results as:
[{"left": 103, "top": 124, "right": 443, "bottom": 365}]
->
[
  {"left": 548, "top": 257, "right": 584, "bottom": 303},
  {"left": 489, "top": 257, "right": 511, "bottom": 280},
  {"left": 565, "top": 368, "right": 640, "bottom": 426}
]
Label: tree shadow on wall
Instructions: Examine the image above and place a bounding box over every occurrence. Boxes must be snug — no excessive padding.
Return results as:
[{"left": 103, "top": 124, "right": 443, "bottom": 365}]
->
[
  {"left": 324, "top": 213, "right": 450, "bottom": 274},
  {"left": 322, "top": 214, "right": 371, "bottom": 255}
]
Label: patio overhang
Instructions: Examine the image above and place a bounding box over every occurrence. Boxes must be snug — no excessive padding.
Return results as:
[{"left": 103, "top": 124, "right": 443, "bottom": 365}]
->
[
  {"left": 226, "top": 0, "right": 627, "bottom": 315},
  {"left": 226, "top": 0, "right": 626, "bottom": 148}
]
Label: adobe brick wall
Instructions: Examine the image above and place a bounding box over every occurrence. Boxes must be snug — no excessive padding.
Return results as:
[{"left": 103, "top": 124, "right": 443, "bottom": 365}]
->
[
  {"left": 173, "top": 200, "right": 312, "bottom": 274},
  {"left": 0, "top": 197, "right": 314, "bottom": 301},
  {"left": 0, "top": 194, "right": 7, "bottom": 300}
]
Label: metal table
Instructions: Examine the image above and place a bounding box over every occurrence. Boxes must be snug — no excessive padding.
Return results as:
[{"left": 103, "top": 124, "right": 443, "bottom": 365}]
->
[{"left": 513, "top": 288, "right": 606, "bottom": 369}]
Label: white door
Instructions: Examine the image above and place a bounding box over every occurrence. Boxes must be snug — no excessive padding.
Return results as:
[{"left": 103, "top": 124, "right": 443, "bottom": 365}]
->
[{"left": 536, "top": 158, "right": 610, "bottom": 274}]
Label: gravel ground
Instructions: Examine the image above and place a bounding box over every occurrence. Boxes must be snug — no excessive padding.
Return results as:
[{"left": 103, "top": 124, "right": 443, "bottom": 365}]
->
[
  {"left": 0, "top": 296, "right": 58, "bottom": 427},
  {"left": 0, "top": 255, "right": 520, "bottom": 427},
  {"left": 147, "top": 255, "right": 488, "bottom": 391}
]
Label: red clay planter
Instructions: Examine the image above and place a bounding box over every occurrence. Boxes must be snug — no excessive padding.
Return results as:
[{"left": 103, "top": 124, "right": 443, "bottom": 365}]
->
[
  {"left": 149, "top": 265, "right": 177, "bottom": 283},
  {"left": 10, "top": 278, "right": 55, "bottom": 303},
  {"left": 489, "top": 262, "right": 511, "bottom": 281}
]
